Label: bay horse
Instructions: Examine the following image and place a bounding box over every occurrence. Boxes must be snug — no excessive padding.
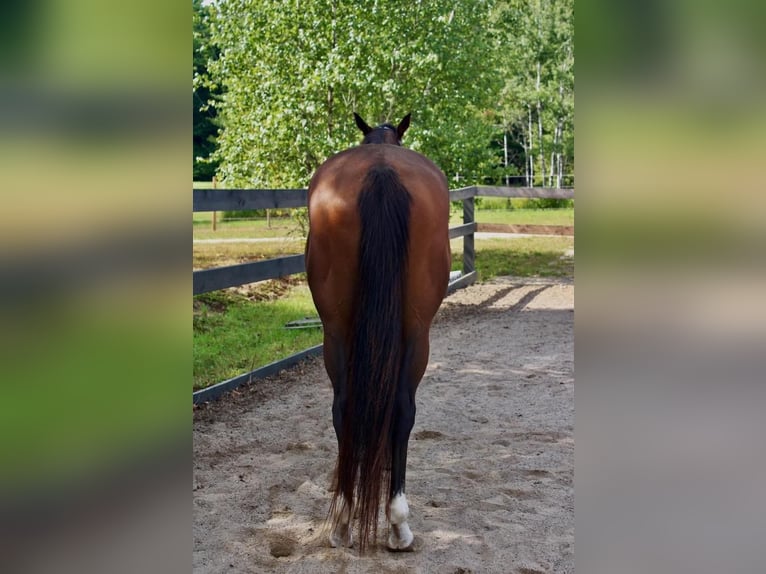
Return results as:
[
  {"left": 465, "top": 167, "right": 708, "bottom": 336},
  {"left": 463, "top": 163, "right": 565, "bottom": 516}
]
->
[{"left": 305, "top": 113, "right": 451, "bottom": 552}]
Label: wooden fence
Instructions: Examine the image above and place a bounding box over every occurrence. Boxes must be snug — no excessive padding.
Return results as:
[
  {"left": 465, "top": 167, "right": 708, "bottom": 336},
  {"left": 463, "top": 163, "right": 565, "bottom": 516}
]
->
[{"left": 193, "top": 185, "right": 573, "bottom": 403}]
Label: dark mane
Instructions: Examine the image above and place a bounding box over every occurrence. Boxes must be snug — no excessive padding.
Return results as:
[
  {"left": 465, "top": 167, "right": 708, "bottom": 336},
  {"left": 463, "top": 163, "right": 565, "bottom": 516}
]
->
[{"left": 361, "top": 124, "right": 400, "bottom": 145}]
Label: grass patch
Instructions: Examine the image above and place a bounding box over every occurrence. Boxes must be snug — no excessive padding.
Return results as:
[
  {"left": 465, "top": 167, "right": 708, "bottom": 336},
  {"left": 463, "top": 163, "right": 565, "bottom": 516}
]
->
[
  {"left": 450, "top": 207, "right": 574, "bottom": 226},
  {"left": 193, "top": 215, "right": 303, "bottom": 239},
  {"left": 193, "top": 282, "right": 322, "bottom": 390},
  {"left": 452, "top": 236, "right": 574, "bottom": 281}
]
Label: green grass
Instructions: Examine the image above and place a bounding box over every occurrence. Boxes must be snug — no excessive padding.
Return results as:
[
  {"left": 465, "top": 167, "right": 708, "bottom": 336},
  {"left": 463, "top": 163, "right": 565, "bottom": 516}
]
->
[
  {"left": 193, "top": 284, "right": 323, "bottom": 390},
  {"left": 193, "top": 216, "right": 304, "bottom": 240},
  {"left": 192, "top": 211, "right": 213, "bottom": 223},
  {"left": 451, "top": 236, "right": 574, "bottom": 280},
  {"left": 452, "top": 208, "right": 574, "bottom": 226}
]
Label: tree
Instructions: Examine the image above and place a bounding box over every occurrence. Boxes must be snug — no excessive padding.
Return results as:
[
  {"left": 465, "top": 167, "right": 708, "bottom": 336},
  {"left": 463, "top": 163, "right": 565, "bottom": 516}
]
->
[
  {"left": 193, "top": 0, "right": 220, "bottom": 181},
  {"left": 492, "top": 0, "right": 574, "bottom": 188},
  {"left": 202, "top": 0, "right": 499, "bottom": 187}
]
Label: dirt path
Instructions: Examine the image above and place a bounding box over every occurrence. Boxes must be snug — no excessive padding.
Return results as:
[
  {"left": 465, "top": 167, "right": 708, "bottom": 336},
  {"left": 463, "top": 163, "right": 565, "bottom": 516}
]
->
[{"left": 194, "top": 276, "right": 573, "bottom": 574}]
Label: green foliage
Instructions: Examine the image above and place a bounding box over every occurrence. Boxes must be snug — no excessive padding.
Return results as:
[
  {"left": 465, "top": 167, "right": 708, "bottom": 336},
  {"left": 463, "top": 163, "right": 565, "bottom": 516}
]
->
[
  {"left": 522, "top": 198, "right": 574, "bottom": 209},
  {"left": 476, "top": 197, "right": 573, "bottom": 210},
  {"left": 194, "top": 1, "right": 574, "bottom": 188},
  {"left": 492, "top": 0, "right": 574, "bottom": 186},
  {"left": 193, "top": 0, "right": 221, "bottom": 180},
  {"left": 290, "top": 207, "right": 310, "bottom": 239},
  {"left": 474, "top": 197, "right": 511, "bottom": 210},
  {"left": 202, "top": 0, "right": 499, "bottom": 187},
  {"left": 221, "top": 209, "right": 292, "bottom": 220}
]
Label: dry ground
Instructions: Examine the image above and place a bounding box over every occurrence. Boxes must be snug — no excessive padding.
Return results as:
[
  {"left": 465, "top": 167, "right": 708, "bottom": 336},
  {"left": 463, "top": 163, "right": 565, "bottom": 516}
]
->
[{"left": 194, "top": 276, "right": 573, "bottom": 574}]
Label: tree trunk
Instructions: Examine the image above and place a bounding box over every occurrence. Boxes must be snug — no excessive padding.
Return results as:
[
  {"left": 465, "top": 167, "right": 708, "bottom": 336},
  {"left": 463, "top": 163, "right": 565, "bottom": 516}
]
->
[
  {"left": 556, "top": 153, "right": 564, "bottom": 188},
  {"left": 550, "top": 121, "right": 561, "bottom": 188},
  {"left": 527, "top": 105, "right": 534, "bottom": 187},
  {"left": 536, "top": 62, "right": 545, "bottom": 187},
  {"left": 503, "top": 131, "right": 509, "bottom": 186},
  {"left": 521, "top": 133, "right": 530, "bottom": 187},
  {"left": 549, "top": 126, "right": 556, "bottom": 188}
]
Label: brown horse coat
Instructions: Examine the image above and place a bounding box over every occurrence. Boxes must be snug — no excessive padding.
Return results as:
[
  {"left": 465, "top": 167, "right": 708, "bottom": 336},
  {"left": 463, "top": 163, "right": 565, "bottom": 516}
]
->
[{"left": 306, "top": 119, "right": 450, "bottom": 552}]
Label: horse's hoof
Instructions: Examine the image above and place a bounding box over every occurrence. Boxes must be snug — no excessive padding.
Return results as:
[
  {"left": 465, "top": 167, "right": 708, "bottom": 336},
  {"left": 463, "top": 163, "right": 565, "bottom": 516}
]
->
[
  {"left": 329, "top": 528, "right": 353, "bottom": 548},
  {"left": 386, "top": 538, "right": 415, "bottom": 552},
  {"left": 387, "top": 524, "right": 414, "bottom": 552}
]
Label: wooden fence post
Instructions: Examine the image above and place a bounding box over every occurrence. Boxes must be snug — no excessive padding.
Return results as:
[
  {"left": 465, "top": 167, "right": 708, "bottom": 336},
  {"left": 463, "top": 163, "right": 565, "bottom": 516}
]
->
[
  {"left": 463, "top": 195, "right": 475, "bottom": 275},
  {"left": 212, "top": 177, "right": 217, "bottom": 231}
]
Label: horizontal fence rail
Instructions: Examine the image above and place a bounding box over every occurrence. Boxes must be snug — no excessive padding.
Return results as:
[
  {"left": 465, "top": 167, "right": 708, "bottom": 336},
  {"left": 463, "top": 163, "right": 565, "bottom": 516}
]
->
[
  {"left": 448, "top": 222, "right": 478, "bottom": 240},
  {"left": 193, "top": 254, "right": 305, "bottom": 295},
  {"left": 472, "top": 186, "right": 574, "bottom": 199},
  {"left": 194, "top": 344, "right": 323, "bottom": 404},
  {"left": 193, "top": 186, "right": 574, "bottom": 211},
  {"left": 193, "top": 185, "right": 573, "bottom": 402},
  {"left": 193, "top": 188, "right": 308, "bottom": 212}
]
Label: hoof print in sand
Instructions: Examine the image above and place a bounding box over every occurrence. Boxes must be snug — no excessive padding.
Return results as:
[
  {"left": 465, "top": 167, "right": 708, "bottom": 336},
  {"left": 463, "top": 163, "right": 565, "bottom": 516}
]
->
[{"left": 268, "top": 534, "right": 297, "bottom": 558}]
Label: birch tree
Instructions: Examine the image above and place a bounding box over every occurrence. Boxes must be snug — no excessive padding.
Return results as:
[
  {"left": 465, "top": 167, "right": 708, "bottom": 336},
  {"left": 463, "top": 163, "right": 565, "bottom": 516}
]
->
[{"left": 493, "top": 0, "right": 573, "bottom": 188}]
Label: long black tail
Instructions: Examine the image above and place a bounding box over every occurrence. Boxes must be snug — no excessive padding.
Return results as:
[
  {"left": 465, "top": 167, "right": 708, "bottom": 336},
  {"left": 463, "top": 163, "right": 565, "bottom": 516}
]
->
[{"left": 330, "top": 165, "right": 411, "bottom": 552}]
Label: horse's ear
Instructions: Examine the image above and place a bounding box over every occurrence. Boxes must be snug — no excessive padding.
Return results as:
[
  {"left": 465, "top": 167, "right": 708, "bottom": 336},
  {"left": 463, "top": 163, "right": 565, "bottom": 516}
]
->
[
  {"left": 354, "top": 112, "right": 372, "bottom": 135},
  {"left": 397, "top": 113, "right": 411, "bottom": 140}
]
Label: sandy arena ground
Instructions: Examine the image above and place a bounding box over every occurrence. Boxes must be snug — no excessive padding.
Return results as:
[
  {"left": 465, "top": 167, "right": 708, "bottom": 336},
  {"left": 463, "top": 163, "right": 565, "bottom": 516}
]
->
[{"left": 194, "top": 276, "right": 573, "bottom": 573}]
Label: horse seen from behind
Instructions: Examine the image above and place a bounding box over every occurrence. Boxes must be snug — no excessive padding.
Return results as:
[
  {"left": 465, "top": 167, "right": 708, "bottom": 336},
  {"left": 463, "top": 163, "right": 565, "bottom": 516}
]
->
[{"left": 305, "top": 112, "right": 451, "bottom": 552}]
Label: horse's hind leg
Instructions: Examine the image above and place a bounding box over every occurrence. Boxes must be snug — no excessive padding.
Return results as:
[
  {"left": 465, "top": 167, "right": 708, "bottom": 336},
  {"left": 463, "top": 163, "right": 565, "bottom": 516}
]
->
[
  {"left": 329, "top": 497, "right": 354, "bottom": 548},
  {"left": 324, "top": 332, "right": 355, "bottom": 548},
  {"left": 387, "top": 336, "right": 429, "bottom": 551},
  {"left": 388, "top": 387, "right": 415, "bottom": 550}
]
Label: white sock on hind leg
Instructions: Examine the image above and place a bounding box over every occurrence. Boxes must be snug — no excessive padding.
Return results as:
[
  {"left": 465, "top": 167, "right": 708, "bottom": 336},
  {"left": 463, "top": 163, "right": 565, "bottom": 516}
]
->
[{"left": 388, "top": 493, "right": 414, "bottom": 549}]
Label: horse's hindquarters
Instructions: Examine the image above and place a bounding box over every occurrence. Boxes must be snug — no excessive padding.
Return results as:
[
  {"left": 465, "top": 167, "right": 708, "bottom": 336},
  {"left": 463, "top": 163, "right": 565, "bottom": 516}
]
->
[{"left": 306, "top": 142, "right": 450, "bottom": 553}]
